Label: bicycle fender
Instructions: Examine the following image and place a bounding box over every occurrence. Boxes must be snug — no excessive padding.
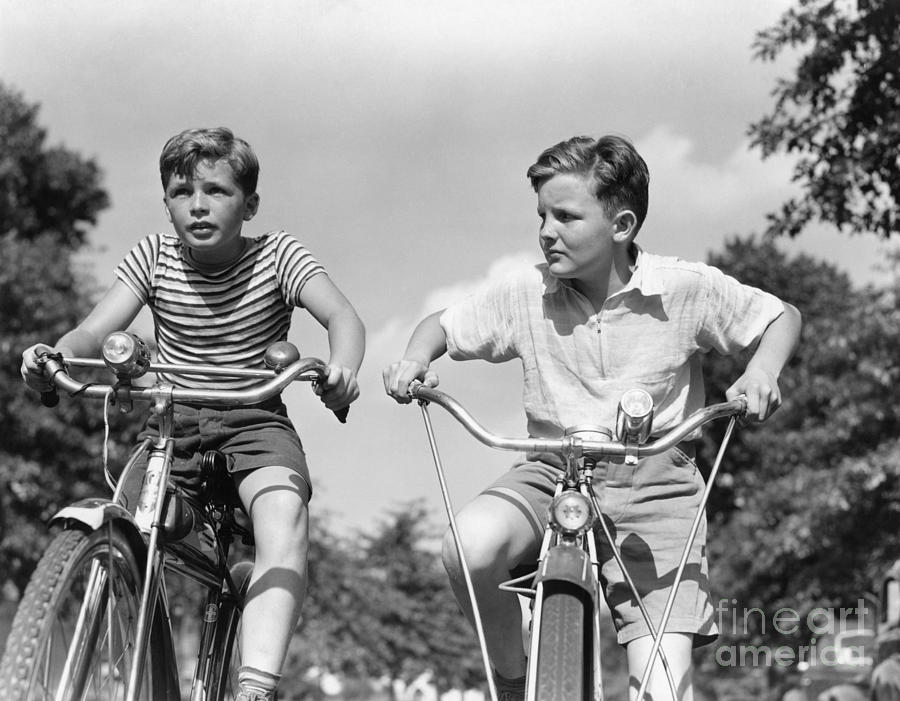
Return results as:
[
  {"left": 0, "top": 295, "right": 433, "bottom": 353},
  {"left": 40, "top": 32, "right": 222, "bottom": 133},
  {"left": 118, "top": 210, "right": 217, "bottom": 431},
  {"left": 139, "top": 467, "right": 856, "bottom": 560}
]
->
[
  {"left": 535, "top": 544, "right": 596, "bottom": 599},
  {"left": 50, "top": 497, "right": 140, "bottom": 533}
]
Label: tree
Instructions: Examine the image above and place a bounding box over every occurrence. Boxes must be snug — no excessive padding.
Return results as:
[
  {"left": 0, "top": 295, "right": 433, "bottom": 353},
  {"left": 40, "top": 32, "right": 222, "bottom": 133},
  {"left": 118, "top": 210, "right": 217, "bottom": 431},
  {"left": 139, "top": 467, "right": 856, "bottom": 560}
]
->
[
  {"left": 0, "top": 83, "right": 108, "bottom": 245},
  {"left": 284, "top": 503, "right": 484, "bottom": 699},
  {"left": 694, "top": 236, "right": 900, "bottom": 695},
  {"left": 359, "top": 502, "right": 484, "bottom": 695},
  {"left": 749, "top": 0, "right": 900, "bottom": 239},
  {"left": 0, "top": 83, "right": 125, "bottom": 595}
]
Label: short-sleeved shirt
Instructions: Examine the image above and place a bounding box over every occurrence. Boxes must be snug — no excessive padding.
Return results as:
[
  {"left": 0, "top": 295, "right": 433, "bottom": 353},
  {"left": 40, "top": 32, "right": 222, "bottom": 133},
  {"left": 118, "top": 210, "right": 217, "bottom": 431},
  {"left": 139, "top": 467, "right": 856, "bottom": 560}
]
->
[
  {"left": 440, "top": 247, "right": 785, "bottom": 452},
  {"left": 116, "top": 231, "right": 324, "bottom": 389}
]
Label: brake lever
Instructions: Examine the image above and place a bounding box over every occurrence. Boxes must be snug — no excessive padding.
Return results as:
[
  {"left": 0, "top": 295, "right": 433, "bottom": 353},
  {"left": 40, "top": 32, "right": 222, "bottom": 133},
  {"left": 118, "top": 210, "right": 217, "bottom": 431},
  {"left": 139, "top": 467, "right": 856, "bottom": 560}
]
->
[{"left": 310, "top": 378, "right": 349, "bottom": 423}]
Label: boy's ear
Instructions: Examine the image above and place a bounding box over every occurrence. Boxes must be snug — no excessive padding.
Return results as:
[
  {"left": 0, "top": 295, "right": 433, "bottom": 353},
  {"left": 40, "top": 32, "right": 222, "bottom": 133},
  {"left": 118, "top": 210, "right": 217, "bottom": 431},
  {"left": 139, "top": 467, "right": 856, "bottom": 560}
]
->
[
  {"left": 163, "top": 200, "right": 173, "bottom": 223},
  {"left": 243, "top": 193, "right": 260, "bottom": 221},
  {"left": 612, "top": 210, "right": 638, "bottom": 244}
]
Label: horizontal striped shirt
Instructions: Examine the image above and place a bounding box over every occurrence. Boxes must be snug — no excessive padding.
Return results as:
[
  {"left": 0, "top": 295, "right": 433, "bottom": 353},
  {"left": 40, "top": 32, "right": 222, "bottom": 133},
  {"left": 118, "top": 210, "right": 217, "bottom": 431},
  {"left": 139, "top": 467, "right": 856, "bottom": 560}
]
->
[
  {"left": 116, "top": 231, "right": 324, "bottom": 389},
  {"left": 441, "top": 247, "right": 785, "bottom": 451}
]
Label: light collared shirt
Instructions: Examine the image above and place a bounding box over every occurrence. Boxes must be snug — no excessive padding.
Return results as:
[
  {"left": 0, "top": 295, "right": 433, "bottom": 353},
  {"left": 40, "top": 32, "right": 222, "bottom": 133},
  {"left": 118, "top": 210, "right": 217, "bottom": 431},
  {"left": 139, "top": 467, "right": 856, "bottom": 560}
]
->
[{"left": 441, "top": 247, "right": 785, "bottom": 443}]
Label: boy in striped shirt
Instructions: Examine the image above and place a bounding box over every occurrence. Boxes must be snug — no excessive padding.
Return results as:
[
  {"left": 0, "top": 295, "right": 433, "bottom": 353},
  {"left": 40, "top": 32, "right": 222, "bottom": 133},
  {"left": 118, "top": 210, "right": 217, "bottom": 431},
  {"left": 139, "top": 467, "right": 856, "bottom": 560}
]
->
[{"left": 22, "top": 127, "right": 365, "bottom": 701}]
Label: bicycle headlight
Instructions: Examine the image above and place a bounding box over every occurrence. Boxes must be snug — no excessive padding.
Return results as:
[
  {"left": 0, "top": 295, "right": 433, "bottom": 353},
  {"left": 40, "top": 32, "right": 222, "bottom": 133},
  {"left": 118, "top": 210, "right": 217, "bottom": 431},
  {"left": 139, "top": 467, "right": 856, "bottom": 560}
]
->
[
  {"left": 616, "top": 388, "right": 654, "bottom": 444},
  {"left": 549, "top": 492, "right": 593, "bottom": 536},
  {"left": 101, "top": 332, "right": 151, "bottom": 379}
]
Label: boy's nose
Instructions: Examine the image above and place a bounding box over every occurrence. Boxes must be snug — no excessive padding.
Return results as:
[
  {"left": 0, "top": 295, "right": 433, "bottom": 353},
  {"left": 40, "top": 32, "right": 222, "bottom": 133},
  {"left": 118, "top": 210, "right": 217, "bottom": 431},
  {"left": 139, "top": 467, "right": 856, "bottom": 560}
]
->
[
  {"left": 190, "top": 193, "right": 209, "bottom": 213},
  {"left": 539, "top": 223, "right": 557, "bottom": 244}
]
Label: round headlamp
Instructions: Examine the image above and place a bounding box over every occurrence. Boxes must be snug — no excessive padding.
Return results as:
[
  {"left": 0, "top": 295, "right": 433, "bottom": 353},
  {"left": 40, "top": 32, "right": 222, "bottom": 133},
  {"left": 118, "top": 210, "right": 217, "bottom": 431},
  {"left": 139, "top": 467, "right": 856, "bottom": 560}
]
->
[
  {"left": 101, "top": 332, "right": 151, "bottom": 378},
  {"left": 549, "top": 492, "right": 593, "bottom": 536},
  {"left": 616, "top": 388, "right": 654, "bottom": 444}
]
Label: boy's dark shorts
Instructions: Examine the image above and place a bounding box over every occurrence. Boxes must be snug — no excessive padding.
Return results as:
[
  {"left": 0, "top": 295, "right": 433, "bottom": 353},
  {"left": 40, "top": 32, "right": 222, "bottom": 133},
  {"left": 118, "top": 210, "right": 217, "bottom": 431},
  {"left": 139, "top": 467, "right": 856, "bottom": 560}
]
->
[
  {"left": 121, "top": 397, "right": 311, "bottom": 509},
  {"left": 484, "top": 444, "right": 717, "bottom": 647}
]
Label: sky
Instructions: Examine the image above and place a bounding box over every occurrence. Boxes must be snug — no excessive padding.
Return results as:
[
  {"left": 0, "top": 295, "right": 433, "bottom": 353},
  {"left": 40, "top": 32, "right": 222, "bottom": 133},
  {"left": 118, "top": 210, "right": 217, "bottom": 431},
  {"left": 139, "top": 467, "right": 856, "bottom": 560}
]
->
[{"left": 1, "top": 0, "right": 895, "bottom": 538}]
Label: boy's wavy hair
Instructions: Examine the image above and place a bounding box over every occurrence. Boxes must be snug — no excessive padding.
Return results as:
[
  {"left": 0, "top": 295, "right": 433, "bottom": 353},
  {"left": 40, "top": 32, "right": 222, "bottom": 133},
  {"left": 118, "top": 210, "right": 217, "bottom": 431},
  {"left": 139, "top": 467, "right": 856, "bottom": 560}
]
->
[
  {"left": 159, "top": 127, "right": 259, "bottom": 195},
  {"left": 526, "top": 134, "right": 650, "bottom": 233}
]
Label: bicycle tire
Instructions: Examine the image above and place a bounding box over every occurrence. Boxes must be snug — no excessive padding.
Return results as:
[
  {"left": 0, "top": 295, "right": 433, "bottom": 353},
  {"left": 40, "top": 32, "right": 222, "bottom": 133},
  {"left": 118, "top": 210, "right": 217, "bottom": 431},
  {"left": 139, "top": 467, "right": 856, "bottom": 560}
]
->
[
  {"left": 532, "top": 585, "right": 592, "bottom": 701},
  {"left": 0, "top": 526, "right": 165, "bottom": 701},
  {"left": 203, "top": 560, "right": 254, "bottom": 701}
]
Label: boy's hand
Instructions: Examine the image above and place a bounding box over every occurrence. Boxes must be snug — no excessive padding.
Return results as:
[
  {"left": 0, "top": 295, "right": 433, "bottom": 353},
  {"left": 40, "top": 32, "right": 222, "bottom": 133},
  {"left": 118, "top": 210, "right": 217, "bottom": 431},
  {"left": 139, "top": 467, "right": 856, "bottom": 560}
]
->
[
  {"left": 382, "top": 359, "right": 439, "bottom": 404},
  {"left": 20, "top": 343, "right": 57, "bottom": 393},
  {"left": 315, "top": 364, "right": 360, "bottom": 411},
  {"left": 726, "top": 367, "right": 781, "bottom": 422}
]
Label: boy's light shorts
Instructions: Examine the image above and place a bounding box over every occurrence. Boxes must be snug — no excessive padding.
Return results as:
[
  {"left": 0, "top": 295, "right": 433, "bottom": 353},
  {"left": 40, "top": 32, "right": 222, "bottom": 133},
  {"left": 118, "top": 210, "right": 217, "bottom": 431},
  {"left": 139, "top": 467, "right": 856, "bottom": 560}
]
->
[
  {"left": 483, "top": 444, "right": 717, "bottom": 647},
  {"left": 127, "top": 397, "right": 312, "bottom": 507}
]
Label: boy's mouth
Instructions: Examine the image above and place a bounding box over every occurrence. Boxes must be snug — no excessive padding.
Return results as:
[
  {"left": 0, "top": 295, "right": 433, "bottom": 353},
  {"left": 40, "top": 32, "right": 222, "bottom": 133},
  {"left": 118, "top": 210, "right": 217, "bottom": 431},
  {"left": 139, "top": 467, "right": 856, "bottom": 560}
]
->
[{"left": 189, "top": 222, "right": 215, "bottom": 233}]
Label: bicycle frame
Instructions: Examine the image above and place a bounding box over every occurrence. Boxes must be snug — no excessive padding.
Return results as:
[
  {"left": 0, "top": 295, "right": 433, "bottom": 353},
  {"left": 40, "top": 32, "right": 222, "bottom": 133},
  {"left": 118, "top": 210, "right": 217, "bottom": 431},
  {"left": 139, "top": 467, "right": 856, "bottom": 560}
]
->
[
  {"left": 410, "top": 382, "right": 745, "bottom": 701},
  {"left": 44, "top": 386, "right": 238, "bottom": 701},
  {"left": 15, "top": 338, "right": 333, "bottom": 701}
]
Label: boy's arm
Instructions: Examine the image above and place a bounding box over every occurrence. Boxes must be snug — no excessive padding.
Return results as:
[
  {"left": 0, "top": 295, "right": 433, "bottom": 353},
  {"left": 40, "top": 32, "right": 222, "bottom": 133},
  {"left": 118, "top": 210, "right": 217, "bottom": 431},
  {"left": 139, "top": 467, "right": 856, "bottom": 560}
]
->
[
  {"left": 726, "top": 301, "right": 802, "bottom": 422},
  {"left": 21, "top": 280, "right": 144, "bottom": 392},
  {"left": 298, "top": 273, "right": 365, "bottom": 411},
  {"left": 382, "top": 310, "right": 448, "bottom": 404}
]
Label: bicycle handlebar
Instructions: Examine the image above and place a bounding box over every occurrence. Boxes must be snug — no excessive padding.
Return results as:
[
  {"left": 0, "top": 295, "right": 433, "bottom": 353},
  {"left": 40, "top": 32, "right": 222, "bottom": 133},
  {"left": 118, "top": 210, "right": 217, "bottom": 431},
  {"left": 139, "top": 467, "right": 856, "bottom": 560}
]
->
[
  {"left": 39, "top": 353, "right": 349, "bottom": 423},
  {"left": 409, "top": 381, "right": 746, "bottom": 459}
]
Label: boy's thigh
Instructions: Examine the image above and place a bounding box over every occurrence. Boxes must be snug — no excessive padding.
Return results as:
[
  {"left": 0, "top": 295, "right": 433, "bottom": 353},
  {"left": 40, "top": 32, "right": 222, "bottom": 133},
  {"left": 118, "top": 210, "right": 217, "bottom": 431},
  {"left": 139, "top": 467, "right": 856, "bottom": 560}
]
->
[
  {"left": 234, "top": 465, "right": 310, "bottom": 526},
  {"left": 598, "top": 446, "right": 717, "bottom": 646},
  {"left": 473, "top": 460, "right": 560, "bottom": 569}
]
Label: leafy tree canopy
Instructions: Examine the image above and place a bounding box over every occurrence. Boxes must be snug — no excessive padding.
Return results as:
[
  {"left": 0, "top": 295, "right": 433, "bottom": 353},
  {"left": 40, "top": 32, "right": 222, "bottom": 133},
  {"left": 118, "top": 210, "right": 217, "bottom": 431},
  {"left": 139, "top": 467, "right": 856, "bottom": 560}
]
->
[
  {"left": 750, "top": 0, "right": 900, "bottom": 238},
  {"left": 0, "top": 83, "right": 129, "bottom": 593},
  {"left": 0, "top": 82, "right": 108, "bottom": 247},
  {"left": 698, "top": 236, "right": 900, "bottom": 651},
  {"left": 284, "top": 503, "right": 484, "bottom": 698}
]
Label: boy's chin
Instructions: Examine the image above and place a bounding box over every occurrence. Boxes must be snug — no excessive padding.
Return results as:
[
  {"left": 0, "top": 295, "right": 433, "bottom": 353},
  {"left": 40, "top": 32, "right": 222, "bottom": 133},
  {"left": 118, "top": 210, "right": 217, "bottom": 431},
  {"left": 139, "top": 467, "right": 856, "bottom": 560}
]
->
[{"left": 546, "top": 263, "right": 575, "bottom": 279}]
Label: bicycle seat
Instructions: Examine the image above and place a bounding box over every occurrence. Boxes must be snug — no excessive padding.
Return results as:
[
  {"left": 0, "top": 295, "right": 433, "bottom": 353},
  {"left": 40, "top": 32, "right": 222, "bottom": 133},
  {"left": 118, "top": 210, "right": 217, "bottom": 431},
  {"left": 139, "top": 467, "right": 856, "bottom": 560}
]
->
[{"left": 199, "top": 450, "right": 242, "bottom": 507}]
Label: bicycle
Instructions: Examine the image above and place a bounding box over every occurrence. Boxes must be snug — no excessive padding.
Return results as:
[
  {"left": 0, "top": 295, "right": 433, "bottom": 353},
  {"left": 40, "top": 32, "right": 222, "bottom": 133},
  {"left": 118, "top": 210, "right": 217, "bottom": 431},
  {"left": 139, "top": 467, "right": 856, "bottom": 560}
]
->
[
  {"left": 0, "top": 331, "right": 345, "bottom": 701},
  {"left": 408, "top": 381, "right": 747, "bottom": 701}
]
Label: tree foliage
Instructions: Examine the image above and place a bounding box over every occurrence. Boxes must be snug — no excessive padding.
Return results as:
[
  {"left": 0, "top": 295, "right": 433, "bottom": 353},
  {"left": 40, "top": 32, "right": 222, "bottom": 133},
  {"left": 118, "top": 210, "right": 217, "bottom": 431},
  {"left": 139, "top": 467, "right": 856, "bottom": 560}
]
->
[
  {"left": 0, "top": 83, "right": 131, "bottom": 594},
  {"left": 284, "top": 503, "right": 484, "bottom": 698},
  {"left": 694, "top": 237, "right": 900, "bottom": 694},
  {"left": 0, "top": 83, "right": 108, "bottom": 246},
  {"left": 749, "top": 0, "right": 900, "bottom": 238}
]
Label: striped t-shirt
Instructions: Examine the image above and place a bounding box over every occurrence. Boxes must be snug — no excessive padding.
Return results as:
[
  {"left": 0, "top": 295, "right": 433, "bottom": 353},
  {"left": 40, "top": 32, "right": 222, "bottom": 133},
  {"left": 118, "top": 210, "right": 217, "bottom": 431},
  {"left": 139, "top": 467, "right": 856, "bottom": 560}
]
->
[{"left": 115, "top": 231, "right": 325, "bottom": 389}]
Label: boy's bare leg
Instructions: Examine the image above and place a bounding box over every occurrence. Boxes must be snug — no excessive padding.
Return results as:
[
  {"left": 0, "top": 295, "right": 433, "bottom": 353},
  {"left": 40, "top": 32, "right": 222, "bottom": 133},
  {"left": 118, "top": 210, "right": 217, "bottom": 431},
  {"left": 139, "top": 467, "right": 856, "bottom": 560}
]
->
[
  {"left": 236, "top": 465, "right": 310, "bottom": 686},
  {"left": 441, "top": 494, "right": 540, "bottom": 680},
  {"left": 625, "top": 632, "right": 694, "bottom": 701}
]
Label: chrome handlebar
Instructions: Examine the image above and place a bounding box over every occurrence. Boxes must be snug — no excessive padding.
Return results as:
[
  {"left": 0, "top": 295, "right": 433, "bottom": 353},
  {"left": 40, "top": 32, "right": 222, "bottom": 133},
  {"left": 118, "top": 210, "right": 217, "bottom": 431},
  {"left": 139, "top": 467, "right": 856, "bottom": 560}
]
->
[
  {"left": 38, "top": 353, "right": 348, "bottom": 422},
  {"left": 409, "top": 381, "right": 746, "bottom": 460}
]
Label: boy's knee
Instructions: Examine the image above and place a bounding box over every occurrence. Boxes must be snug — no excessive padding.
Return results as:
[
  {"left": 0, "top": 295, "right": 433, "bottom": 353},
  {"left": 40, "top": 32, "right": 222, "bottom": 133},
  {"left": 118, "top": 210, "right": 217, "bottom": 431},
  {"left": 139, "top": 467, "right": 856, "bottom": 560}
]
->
[
  {"left": 441, "top": 528, "right": 459, "bottom": 573},
  {"left": 441, "top": 522, "right": 503, "bottom": 578}
]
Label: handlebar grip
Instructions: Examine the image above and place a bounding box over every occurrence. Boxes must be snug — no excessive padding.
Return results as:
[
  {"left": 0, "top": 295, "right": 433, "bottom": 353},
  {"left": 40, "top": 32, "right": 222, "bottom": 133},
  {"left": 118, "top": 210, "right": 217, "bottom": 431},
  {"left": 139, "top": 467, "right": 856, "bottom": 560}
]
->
[
  {"left": 333, "top": 407, "right": 349, "bottom": 423},
  {"left": 41, "top": 388, "right": 60, "bottom": 408}
]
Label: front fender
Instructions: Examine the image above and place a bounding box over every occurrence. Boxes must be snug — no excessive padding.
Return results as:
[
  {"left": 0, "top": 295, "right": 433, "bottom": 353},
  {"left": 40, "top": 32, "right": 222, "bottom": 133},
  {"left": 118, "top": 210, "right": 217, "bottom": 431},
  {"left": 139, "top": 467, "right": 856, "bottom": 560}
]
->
[
  {"left": 50, "top": 497, "right": 141, "bottom": 534},
  {"left": 535, "top": 544, "right": 596, "bottom": 600}
]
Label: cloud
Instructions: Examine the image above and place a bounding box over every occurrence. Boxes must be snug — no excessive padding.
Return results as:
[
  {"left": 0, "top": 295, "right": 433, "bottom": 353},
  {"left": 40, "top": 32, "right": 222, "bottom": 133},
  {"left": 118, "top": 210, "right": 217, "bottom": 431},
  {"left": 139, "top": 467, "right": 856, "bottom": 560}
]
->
[
  {"left": 369, "top": 250, "right": 536, "bottom": 363},
  {"left": 639, "top": 124, "right": 795, "bottom": 221}
]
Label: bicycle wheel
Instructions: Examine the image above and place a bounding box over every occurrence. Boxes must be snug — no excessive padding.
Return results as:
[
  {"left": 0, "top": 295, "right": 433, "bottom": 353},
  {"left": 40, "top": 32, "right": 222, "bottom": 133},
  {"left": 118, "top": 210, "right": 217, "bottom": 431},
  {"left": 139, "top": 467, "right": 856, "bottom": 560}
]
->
[
  {"left": 202, "top": 560, "right": 254, "bottom": 701},
  {"left": 532, "top": 585, "right": 592, "bottom": 701},
  {"left": 0, "top": 525, "right": 163, "bottom": 701}
]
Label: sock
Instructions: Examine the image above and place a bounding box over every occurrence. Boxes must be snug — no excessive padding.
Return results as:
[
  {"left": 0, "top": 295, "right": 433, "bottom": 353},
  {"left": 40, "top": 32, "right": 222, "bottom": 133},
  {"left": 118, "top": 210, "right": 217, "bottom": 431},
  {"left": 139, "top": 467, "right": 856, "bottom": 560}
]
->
[
  {"left": 238, "top": 665, "right": 281, "bottom": 695},
  {"left": 493, "top": 669, "right": 527, "bottom": 695}
]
